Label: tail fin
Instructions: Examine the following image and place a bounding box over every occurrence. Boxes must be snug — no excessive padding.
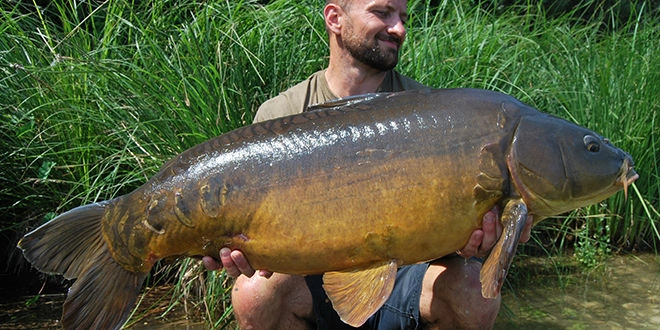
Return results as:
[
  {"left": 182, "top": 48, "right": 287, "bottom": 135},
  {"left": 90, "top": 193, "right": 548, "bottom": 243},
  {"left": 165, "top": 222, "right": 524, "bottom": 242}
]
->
[{"left": 18, "top": 202, "right": 147, "bottom": 330}]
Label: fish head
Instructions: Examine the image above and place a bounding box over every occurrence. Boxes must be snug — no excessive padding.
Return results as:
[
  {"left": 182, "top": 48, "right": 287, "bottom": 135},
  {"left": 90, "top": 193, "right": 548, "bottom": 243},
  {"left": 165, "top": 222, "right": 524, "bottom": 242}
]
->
[{"left": 507, "top": 113, "right": 638, "bottom": 219}]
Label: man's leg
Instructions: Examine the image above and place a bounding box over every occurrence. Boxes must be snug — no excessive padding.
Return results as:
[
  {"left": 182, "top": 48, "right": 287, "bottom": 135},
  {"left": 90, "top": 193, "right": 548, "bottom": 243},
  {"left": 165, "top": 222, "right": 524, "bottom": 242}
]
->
[
  {"left": 231, "top": 256, "right": 499, "bottom": 330},
  {"left": 305, "top": 265, "right": 428, "bottom": 330},
  {"left": 419, "top": 256, "right": 501, "bottom": 329},
  {"left": 231, "top": 273, "right": 315, "bottom": 330}
]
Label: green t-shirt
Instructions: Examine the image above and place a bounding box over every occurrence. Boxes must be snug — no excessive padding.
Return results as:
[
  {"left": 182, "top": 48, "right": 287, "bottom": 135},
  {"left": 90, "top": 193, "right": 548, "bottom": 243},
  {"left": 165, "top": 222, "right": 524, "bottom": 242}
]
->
[{"left": 253, "top": 69, "right": 426, "bottom": 123}]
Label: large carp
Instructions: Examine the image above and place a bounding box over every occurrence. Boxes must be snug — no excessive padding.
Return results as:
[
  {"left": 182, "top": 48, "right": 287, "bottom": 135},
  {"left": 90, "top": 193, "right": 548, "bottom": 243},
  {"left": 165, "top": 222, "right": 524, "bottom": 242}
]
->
[{"left": 18, "top": 88, "right": 637, "bottom": 329}]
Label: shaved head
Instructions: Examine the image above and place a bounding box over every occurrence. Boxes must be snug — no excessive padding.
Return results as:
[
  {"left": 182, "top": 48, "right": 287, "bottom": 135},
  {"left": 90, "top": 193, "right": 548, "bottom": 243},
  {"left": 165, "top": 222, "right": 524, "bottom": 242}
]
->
[{"left": 326, "top": 0, "right": 351, "bottom": 11}]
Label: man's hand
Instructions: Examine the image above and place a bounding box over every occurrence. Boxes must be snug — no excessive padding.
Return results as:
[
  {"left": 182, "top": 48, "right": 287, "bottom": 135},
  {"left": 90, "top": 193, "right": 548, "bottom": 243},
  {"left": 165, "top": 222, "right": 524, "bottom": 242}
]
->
[
  {"left": 202, "top": 248, "right": 272, "bottom": 278},
  {"left": 457, "top": 206, "right": 533, "bottom": 259}
]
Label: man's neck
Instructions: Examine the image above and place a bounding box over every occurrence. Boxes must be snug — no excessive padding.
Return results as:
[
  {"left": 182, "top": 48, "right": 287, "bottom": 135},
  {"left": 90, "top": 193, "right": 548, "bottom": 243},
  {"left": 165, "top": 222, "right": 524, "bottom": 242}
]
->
[{"left": 325, "top": 57, "right": 389, "bottom": 98}]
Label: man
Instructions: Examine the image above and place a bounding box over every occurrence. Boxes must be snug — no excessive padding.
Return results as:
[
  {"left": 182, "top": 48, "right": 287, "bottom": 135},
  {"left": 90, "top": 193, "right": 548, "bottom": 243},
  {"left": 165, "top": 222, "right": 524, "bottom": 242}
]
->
[{"left": 204, "top": 0, "right": 533, "bottom": 328}]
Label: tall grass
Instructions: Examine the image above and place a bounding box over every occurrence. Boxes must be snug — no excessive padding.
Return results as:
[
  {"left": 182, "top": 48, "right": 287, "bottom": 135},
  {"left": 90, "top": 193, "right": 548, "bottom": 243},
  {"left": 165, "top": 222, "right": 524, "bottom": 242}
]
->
[
  {"left": 1, "top": 0, "right": 658, "bottom": 326},
  {"left": 403, "top": 0, "right": 660, "bottom": 256}
]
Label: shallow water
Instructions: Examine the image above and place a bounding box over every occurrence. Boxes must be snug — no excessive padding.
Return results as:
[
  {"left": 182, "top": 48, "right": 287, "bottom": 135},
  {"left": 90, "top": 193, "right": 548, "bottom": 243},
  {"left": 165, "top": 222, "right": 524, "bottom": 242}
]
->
[
  {"left": 2, "top": 254, "right": 657, "bottom": 329},
  {"left": 494, "top": 253, "right": 660, "bottom": 329}
]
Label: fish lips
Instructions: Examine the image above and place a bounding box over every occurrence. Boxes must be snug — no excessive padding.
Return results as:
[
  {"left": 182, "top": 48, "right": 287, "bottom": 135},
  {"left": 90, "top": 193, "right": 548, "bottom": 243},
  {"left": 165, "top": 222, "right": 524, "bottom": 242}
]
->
[{"left": 619, "top": 156, "right": 639, "bottom": 199}]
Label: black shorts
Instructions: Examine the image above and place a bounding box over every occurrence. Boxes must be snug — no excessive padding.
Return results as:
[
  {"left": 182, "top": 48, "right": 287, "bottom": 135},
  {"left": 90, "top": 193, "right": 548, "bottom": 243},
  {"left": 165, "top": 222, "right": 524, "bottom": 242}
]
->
[{"left": 305, "top": 263, "right": 430, "bottom": 330}]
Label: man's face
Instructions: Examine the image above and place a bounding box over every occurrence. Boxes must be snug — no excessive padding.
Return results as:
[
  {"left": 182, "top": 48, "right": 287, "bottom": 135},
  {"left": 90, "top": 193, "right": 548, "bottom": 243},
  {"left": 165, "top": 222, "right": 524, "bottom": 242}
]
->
[{"left": 341, "top": 0, "right": 408, "bottom": 71}]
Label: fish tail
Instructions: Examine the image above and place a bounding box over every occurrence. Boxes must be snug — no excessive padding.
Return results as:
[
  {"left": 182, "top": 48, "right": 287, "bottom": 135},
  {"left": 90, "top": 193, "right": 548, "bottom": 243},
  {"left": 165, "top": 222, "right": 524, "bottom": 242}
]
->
[
  {"left": 480, "top": 199, "right": 528, "bottom": 298},
  {"left": 17, "top": 201, "right": 147, "bottom": 330}
]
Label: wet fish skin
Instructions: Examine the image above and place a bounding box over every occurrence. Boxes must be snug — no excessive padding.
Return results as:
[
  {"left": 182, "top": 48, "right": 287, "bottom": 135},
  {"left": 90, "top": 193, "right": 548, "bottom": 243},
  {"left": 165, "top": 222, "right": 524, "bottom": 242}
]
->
[{"left": 17, "top": 88, "right": 637, "bottom": 329}]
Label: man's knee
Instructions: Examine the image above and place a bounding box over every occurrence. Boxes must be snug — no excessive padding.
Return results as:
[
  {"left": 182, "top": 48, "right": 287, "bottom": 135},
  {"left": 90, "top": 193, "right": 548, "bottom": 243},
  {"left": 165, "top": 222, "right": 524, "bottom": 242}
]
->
[
  {"left": 231, "top": 273, "right": 314, "bottom": 329},
  {"left": 420, "top": 257, "right": 501, "bottom": 329}
]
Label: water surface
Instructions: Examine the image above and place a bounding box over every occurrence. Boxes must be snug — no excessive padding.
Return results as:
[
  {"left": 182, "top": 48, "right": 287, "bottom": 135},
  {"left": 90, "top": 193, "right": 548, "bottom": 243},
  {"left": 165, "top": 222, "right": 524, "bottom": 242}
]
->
[{"left": 495, "top": 254, "right": 659, "bottom": 329}]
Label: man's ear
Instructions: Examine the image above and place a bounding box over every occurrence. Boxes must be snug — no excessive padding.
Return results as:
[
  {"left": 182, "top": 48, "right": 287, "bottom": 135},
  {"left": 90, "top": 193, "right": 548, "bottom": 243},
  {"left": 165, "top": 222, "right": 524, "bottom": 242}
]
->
[{"left": 324, "top": 3, "right": 342, "bottom": 35}]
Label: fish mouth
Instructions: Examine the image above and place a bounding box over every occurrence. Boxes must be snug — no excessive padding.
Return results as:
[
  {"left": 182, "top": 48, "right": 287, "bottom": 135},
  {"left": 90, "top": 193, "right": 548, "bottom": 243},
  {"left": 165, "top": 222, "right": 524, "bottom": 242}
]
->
[{"left": 619, "top": 157, "right": 639, "bottom": 199}]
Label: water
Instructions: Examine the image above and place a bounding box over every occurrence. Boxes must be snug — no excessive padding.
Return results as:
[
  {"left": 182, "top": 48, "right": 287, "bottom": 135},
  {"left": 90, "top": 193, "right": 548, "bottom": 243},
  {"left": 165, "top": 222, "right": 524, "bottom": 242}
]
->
[{"left": 494, "top": 254, "right": 660, "bottom": 329}]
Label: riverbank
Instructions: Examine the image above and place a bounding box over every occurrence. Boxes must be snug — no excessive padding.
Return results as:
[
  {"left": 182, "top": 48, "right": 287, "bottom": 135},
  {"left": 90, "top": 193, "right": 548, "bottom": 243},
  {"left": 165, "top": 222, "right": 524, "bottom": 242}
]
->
[{"left": 3, "top": 253, "right": 657, "bottom": 329}]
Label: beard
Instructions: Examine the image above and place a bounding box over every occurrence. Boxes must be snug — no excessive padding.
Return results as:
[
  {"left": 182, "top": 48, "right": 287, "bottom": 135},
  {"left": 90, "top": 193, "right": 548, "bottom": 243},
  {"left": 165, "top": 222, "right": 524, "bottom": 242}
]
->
[{"left": 343, "top": 29, "right": 401, "bottom": 71}]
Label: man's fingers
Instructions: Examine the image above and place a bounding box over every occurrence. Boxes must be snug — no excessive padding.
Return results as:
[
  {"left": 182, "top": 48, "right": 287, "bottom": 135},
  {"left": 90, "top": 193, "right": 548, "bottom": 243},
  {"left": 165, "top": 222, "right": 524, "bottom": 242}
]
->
[
  {"left": 220, "top": 248, "right": 242, "bottom": 278},
  {"left": 458, "top": 229, "right": 484, "bottom": 258},
  {"left": 480, "top": 211, "right": 498, "bottom": 252},
  {"left": 258, "top": 270, "right": 274, "bottom": 278},
  {"left": 202, "top": 256, "right": 222, "bottom": 270},
  {"left": 230, "top": 249, "right": 256, "bottom": 278}
]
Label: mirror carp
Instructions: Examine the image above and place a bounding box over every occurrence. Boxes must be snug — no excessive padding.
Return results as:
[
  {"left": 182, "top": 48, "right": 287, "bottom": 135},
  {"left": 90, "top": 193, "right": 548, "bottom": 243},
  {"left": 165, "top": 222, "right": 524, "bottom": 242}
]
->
[{"left": 18, "top": 88, "right": 638, "bottom": 329}]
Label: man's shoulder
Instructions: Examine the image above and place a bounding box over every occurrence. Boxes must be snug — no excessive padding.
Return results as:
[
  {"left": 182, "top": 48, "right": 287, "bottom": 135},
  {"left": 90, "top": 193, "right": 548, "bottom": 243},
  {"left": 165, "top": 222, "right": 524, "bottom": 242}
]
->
[
  {"left": 253, "top": 70, "right": 326, "bottom": 123},
  {"left": 253, "top": 86, "right": 305, "bottom": 123},
  {"left": 386, "top": 70, "right": 428, "bottom": 92}
]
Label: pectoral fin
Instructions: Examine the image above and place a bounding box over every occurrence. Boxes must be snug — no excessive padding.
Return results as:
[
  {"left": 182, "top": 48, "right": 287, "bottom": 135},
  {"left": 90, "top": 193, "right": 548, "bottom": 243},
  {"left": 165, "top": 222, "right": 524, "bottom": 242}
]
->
[
  {"left": 322, "top": 260, "right": 398, "bottom": 327},
  {"left": 480, "top": 198, "right": 528, "bottom": 298}
]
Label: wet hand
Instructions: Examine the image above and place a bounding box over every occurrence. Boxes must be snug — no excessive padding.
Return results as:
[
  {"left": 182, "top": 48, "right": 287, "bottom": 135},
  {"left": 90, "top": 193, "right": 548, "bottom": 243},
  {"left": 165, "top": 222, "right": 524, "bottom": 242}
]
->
[
  {"left": 457, "top": 206, "right": 533, "bottom": 259},
  {"left": 202, "top": 248, "right": 273, "bottom": 279}
]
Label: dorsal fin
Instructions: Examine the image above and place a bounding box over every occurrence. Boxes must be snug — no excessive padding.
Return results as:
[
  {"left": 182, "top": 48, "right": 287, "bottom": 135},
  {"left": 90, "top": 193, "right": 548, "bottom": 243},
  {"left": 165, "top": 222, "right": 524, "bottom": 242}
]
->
[
  {"left": 307, "top": 93, "right": 385, "bottom": 112},
  {"left": 322, "top": 260, "right": 398, "bottom": 327}
]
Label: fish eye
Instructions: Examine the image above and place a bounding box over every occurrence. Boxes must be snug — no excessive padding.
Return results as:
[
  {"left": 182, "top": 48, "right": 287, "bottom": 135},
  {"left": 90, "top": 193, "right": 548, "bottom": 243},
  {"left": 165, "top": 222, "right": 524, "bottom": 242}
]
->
[{"left": 583, "top": 135, "right": 600, "bottom": 152}]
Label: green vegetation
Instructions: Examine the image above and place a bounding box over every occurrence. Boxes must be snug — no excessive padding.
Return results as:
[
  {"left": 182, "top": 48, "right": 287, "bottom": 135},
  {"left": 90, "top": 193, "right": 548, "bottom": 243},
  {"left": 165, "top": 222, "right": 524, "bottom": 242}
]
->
[{"left": 2, "top": 0, "right": 658, "bottom": 327}]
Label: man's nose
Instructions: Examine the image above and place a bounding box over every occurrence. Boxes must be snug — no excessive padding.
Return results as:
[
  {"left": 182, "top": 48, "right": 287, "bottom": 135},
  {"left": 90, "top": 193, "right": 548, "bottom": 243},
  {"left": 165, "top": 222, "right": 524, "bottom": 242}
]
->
[{"left": 388, "top": 18, "right": 406, "bottom": 41}]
